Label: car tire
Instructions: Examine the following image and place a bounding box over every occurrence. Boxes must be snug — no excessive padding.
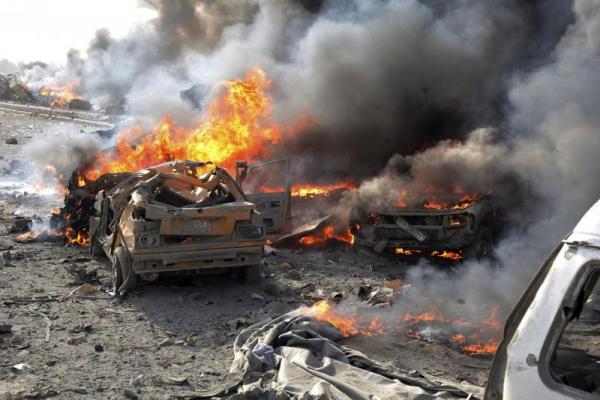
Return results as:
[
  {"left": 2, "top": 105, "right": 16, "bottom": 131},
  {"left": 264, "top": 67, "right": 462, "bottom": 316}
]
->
[
  {"left": 463, "top": 226, "right": 493, "bottom": 261},
  {"left": 242, "top": 264, "right": 262, "bottom": 285},
  {"left": 113, "top": 246, "right": 137, "bottom": 293}
]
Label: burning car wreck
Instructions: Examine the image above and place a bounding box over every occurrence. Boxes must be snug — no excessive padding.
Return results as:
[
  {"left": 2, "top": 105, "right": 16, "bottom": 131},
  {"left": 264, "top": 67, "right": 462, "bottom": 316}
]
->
[
  {"left": 351, "top": 194, "right": 499, "bottom": 261},
  {"left": 86, "top": 160, "right": 268, "bottom": 293}
]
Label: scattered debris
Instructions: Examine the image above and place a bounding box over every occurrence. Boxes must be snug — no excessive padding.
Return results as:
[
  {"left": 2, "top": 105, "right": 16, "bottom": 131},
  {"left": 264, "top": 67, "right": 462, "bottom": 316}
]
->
[
  {"left": 0, "top": 252, "right": 15, "bottom": 268},
  {"left": 66, "top": 334, "right": 86, "bottom": 345},
  {"left": 130, "top": 374, "right": 145, "bottom": 387},
  {"left": 264, "top": 244, "right": 277, "bottom": 255},
  {"left": 30, "top": 311, "right": 52, "bottom": 342},
  {"left": 69, "top": 323, "right": 93, "bottom": 334},
  {"left": 0, "top": 73, "right": 35, "bottom": 103},
  {"left": 164, "top": 375, "right": 189, "bottom": 385},
  {"left": 8, "top": 332, "right": 25, "bottom": 345},
  {"left": 330, "top": 291, "right": 344, "bottom": 302},
  {"left": 285, "top": 269, "right": 302, "bottom": 280},
  {"left": 11, "top": 363, "right": 33, "bottom": 374},
  {"left": 251, "top": 292, "right": 265, "bottom": 300},
  {"left": 123, "top": 388, "right": 139, "bottom": 399},
  {"left": 9, "top": 216, "right": 32, "bottom": 233},
  {"left": 64, "top": 265, "right": 98, "bottom": 285},
  {"left": 71, "top": 283, "right": 97, "bottom": 296},
  {"left": 386, "top": 279, "right": 404, "bottom": 291},
  {"left": 68, "top": 98, "right": 92, "bottom": 111},
  {"left": 262, "top": 280, "right": 285, "bottom": 297},
  {"left": 0, "top": 323, "right": 12, "bottom": 334},
  {"left": 357, "top": 285, "right": 373, "bottom": 300},
  {"left": 2, "top": 295, "right": 59, "bottom": 305},
  {"left": 365, "top": 286, "right": 395, "bottom": 305}
]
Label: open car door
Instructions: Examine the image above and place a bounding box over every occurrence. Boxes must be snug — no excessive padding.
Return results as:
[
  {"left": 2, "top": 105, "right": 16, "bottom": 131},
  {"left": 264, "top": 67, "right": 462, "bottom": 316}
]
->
[{"left": 236, "top": 157, "right": 292, "bottom": 234}]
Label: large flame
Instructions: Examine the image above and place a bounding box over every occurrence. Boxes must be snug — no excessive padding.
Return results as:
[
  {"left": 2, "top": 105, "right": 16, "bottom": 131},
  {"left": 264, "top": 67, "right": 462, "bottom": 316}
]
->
[
  {"left": 395, "top": 187, "right": 483, "bottom": 210},
  {"left": 39, "top": 79, "right": 81, "bottom": 109},
  {"left": 81, "top": 68, "right": 306, "bottom": 181},
  {"left": 303, "top": 300, "right": 502, "bottom": 356}
]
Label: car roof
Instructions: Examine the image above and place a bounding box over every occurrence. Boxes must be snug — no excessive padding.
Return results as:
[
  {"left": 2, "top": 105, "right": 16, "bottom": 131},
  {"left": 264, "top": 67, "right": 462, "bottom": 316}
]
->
[{"left": 567, "top": 199, "right": 600, "bottom": 247}]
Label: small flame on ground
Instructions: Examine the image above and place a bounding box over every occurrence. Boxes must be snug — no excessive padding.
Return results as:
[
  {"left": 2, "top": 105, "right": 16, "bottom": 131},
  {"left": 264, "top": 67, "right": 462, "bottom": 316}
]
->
[
  {"left": 298, "top": 225, "right": 355, "bottom": 246},
  {"left": 64, "top": 227, "right": 90, "bottom": 246},
  {"left": 394, "top": 248, "right": 463, "bottom": 261},
  {"left": 303, "top": 300, "right": 502, "bottom": 356}
]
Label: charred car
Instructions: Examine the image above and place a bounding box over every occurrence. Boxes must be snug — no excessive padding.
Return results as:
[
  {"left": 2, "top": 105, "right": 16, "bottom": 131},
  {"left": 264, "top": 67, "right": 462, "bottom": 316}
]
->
[
  {"left": 87, "top": 160, "right": 290, "bottom": 293},
  {"left": 351, "top": 195, "right": 499, "bottom": 260}
]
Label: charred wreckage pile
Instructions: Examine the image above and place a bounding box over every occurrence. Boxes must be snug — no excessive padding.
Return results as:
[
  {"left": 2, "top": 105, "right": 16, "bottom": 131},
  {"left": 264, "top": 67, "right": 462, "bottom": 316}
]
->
[{"left": 0, "top": 72, "right": 92, "bottom": 111}]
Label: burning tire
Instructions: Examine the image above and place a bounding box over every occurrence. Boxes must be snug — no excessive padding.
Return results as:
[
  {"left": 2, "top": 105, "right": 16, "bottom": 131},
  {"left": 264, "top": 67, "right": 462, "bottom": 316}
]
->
[
  {"left": 112, "top": 246, "right": 138, "bottom": 293},
  {"left": 463, "top": 226, "right": 493, "bottom": 260}
]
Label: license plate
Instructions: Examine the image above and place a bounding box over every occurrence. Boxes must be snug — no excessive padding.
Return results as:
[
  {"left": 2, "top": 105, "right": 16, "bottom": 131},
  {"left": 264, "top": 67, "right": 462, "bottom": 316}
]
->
[{"left": 186, "top": 219, "right": 211, "bottom": 234}]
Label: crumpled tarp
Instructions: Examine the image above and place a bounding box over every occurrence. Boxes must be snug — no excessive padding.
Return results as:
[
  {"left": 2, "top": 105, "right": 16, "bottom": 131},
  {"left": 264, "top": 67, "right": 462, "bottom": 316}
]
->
[{"left": 190, "top": 311, "right": 476, "bottom": 400}]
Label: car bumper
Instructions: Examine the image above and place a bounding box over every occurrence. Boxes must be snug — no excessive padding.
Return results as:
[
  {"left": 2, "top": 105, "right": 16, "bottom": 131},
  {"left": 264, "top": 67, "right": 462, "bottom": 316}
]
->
[
  {"left": 131, "top": 245, "right": 264, "bottom": 274},
  {"left": 356, "top": 231, "right": 475, "bottom": 251}
]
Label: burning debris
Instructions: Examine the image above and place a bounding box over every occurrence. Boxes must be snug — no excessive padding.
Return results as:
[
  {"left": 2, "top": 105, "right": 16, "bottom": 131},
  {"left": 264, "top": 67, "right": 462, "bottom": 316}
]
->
[
  {"left": 0, "top": 73, "right": 35, "bottom": 103},
  {"left": 274, "top": 215, "right": 356, "bottom": 247},
  {"left": 77, "top": 68, "right": 307, "bottom": 181},
  {"left": 0, "top": 72, "right": 92, "bottom": 110},
  {"left": 351, "top": 195, "right": 498, "bottom": 261},
  {"left": 74, "top": 160, "right": 266, "bottom": 293},
  {"left": 303, "top": 300, "right": 503, "bottom": 356},
  {"left": 34, "top": 80, "right": 86, "bottom": 109}
]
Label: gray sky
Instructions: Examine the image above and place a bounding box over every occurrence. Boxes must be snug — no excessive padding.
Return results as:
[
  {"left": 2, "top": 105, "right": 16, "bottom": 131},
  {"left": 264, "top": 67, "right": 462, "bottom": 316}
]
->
[{"left": 0, "top": 0, "right": 155, "bottom": 65}]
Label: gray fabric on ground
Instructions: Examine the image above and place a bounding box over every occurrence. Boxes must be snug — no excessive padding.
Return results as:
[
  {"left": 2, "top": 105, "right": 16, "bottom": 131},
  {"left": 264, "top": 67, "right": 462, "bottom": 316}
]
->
[{"left": 222, "top": 311, "right": 474, "bottom": 400}]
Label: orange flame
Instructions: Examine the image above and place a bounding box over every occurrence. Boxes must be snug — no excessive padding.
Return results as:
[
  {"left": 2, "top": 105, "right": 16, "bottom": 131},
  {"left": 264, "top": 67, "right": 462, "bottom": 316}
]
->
[
  {"left": 81, "top": 68, "right": 310, "bottom": 181},
  {"left": 39, "top": 80, "right": 81, "bottom": 109},
  {"left": 395, "top": 187, "right": 482, "bottom": 210},
  {"left": 303, "top": 300, "right": 502, "bottom": 356},
  {"left": 430, "top": 250, "right": 463, "bottom": 261},
  {"left": 394, "top": 248, "right": 420, "bottom": 256},
  {"left": 65, "top": 227, "right": 90, "bottom": 246},
  {"left": 394, "top": 248, "right": 463, "bottom": 261},
  {"left": 292, "top": 182, "right": 356, "bottom": 197},
  {"left": 258, "top": 182, "right": 356, "bottom": 197},
  {"left": 298, "top": 225, "right": 355, "bottom": 246}
]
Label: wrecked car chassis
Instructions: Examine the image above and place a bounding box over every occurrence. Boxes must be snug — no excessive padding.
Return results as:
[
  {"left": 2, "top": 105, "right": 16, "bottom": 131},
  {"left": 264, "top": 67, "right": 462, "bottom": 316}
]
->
[
  {"left": 353, "top": 199, "right": 496, "bottom": 259},
  {"left": 113, "top": 203, "right": 264, "bottom": 275},
  {"left": 88, "top": 161, "right": 267, "bottom": 292}
]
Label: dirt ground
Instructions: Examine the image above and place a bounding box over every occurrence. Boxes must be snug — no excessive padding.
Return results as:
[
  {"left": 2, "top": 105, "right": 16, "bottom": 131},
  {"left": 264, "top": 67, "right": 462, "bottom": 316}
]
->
[{"left": 0, "top": 109, "right": 490, "bottom": 399}]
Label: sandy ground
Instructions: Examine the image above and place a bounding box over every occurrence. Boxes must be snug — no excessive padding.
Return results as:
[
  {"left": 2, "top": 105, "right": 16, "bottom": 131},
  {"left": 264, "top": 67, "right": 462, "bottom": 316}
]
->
[{"left": 0, "top": 109, "right": 490, "bottom": 399}]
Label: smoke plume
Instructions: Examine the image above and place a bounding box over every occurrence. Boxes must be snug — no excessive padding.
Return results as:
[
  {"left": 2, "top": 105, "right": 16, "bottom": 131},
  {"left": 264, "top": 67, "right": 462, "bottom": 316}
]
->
[{"left": 18, "top": 0, "right": 600, "bottom": 324}]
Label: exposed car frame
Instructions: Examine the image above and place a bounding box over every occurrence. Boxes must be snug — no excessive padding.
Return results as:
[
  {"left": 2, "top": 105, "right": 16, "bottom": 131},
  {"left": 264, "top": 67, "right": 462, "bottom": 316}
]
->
[
  {"left": 89, "top": 159, "right": 290, "bottom": 293},
  {"left": 352, "top": 196, "right": 499, "bottom": 260}
]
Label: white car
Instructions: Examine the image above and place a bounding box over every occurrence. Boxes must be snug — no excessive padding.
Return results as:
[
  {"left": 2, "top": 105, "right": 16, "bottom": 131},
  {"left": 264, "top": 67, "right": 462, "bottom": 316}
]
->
[{"left": 486, "top": 199, "right": 600, "bottom": 399}]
